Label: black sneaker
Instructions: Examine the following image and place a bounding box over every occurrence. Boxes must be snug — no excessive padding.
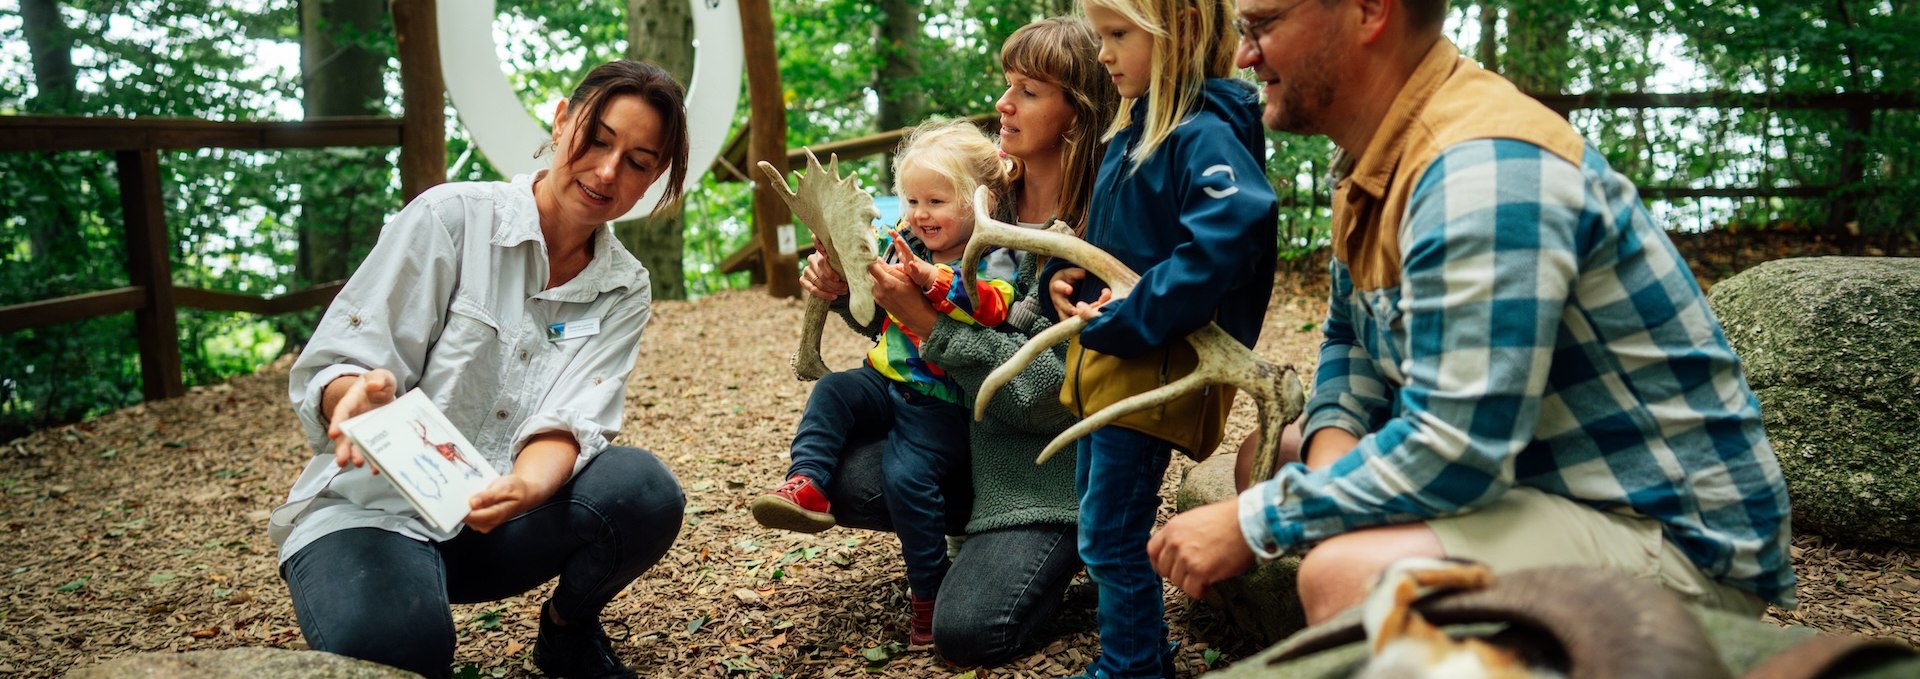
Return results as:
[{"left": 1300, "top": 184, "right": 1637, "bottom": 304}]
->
[{"left": 531, "top": 604, "right": 638, "bottom": 679}]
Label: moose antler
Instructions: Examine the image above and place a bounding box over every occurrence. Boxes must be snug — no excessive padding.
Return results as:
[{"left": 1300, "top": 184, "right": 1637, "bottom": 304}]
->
[
  {"left": 961, "top": 187, "right": 1306, "bottom": 480},
  {"left": 756, "top": 151, "right": 883, "bottom": 380}
]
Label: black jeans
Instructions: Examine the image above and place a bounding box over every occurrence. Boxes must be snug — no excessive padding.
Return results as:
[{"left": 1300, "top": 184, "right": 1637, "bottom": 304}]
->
[
  {"left": 829, "top": 436, "right": 1080, "bottom": 666},
  {"left": 279, "top": 446, "right": 685, "bottom": 678}
]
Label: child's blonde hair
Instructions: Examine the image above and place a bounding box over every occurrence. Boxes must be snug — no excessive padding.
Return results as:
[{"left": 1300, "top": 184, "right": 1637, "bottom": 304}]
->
[
  {"left": 1083, "top": 0, "right": 1239, "bottom": 172},
  {"left": 891, "top": 118, "right": 1013, "bottom": 219},
  {"left": 1000, "top": 17, "right": 1119, "bottom": 235}
]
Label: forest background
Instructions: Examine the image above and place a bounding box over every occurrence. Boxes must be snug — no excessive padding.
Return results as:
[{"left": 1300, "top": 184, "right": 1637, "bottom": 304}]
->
[{"left": 1, "top": 0, "right": 1916, "bottom": 441}]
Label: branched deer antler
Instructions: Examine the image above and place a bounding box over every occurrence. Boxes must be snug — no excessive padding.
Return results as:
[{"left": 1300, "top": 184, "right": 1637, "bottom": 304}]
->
[
  {"left": 961, "top": 187, "right": 1306, "bottom": 480},
  {"left": 756, "top": 151, "right": 883, "bottom": 381}
]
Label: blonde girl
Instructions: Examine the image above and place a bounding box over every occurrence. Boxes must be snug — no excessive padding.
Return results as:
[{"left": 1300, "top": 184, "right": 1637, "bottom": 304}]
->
[
  {"left": 1042, "top": 0, "right": 1281, "bottom": 676},
  {"left": 756, "top": 119, "right": 1018, "bottom": 652}
]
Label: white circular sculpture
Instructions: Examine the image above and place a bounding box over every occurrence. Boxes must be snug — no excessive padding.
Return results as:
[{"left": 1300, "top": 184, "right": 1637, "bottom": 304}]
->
[{"left": 438, "top": 0, "right": 744, "bottom": 221}]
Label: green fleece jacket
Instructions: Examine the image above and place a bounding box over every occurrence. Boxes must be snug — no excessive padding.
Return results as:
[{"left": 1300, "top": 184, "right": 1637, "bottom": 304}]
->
[
  {"left": 837, "top": 251, "right": 1080, "bottom": 533},
  {"left": 920, "top": 253, "right": 1079, "bottom": 533}
]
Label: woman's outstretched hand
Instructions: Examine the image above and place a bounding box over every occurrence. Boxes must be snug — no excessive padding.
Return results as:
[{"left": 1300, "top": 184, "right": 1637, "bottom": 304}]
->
[
  {"left": 325, "top": 369, "right": 398, "bottom": 471},
  {"left": 869, "top": 257, "right": 939, "bottom": 336},
  {"left": 799, "top": 251, "right": 849, "bottom": 302},
  {"left": 465, "top": 475, "right": 533, "bottom": 533},
  {"left": 465, "top": 434, "right": 576, "bottom": 533}
]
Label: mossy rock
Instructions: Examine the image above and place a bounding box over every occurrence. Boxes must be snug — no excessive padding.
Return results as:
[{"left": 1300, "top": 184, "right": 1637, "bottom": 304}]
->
[
  {"left": 70, "top": 647, "right": 418, "bottom": 679},
  {"left": 1177, "top": 453, "right": 1308, "bottom": 647},
  {"left": 1707, "top": 257, "right": 1920, "bottom": 546}
]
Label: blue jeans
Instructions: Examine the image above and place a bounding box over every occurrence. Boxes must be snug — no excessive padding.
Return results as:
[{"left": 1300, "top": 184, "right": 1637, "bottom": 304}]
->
[
  {"left": 279, "top": 447, "right": 685, "bottom": 678},
  {"left": 789, "top": 366, "right": 969, "bottom": 599},
  {"left": 1077, "top": 426, "right": 1174, "bottom": 678}
]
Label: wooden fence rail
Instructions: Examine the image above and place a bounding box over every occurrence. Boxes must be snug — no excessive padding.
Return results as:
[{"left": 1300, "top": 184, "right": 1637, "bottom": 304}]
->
[
  {"left": 0, "top": 115, "right": 406, "bottom": 400},
  {"left": 4, "top": 89, "right": 1910, "bottom": 404},
  {"left": 717, "top": 91, "right": 1918, "bottom": 276}
]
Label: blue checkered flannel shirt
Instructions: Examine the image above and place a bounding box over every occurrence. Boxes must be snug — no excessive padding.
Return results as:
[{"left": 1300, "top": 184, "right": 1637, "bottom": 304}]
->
[{"left": 1237, "top": 139, "right": 1797, "bottom": 607}]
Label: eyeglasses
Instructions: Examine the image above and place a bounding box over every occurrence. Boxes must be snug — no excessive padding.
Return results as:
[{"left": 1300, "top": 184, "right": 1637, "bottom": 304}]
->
[{"left": 1233, "top": 0, "right": 1311, "bottom": 60}]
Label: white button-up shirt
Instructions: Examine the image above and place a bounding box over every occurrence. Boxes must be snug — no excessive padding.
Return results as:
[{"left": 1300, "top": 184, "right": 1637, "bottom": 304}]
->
[{"left": 269, "top": 172, "right": 652, "bottom": 562}]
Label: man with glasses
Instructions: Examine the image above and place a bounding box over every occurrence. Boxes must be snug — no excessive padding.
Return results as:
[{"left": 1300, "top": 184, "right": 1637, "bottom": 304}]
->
[{"left": 1148, "top": 0, "right": 1796, "bottom": 624}]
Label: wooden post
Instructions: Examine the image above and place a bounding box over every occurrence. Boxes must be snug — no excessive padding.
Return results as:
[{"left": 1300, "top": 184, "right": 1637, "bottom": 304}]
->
[
  {"left": 739, "top": 0, "right": 799, "bottom": 298},
  {"left": 116, "top": 149, "right": 184, "bottom": 400},
  {"left": 391, "top": 0, "right": 446, "bottom": 201}
]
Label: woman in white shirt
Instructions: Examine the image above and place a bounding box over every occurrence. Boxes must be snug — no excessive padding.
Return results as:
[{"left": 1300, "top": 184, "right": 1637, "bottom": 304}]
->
[{"left": 271, "top": 60, "right": 689, "bottom": 679}]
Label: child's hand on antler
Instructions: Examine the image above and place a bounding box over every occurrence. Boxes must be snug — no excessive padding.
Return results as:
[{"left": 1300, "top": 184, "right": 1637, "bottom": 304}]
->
[{"left": 891, "top": 238, "right": 941, "bottom": 292}]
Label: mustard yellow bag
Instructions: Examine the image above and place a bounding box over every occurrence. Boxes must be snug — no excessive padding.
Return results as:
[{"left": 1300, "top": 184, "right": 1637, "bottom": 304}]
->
[{"left": 1061, "top": 336, "right": 1234, "bottom": 461}]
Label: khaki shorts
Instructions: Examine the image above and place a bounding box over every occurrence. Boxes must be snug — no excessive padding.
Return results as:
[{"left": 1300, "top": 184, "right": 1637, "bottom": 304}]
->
[{"left": 1426, "top": 487, "right": 1767, "bottom": 617}]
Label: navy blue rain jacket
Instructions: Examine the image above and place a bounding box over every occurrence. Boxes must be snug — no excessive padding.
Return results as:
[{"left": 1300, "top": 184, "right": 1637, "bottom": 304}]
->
[{"left": 1042, "top": 77, "right": 1280, "bottom": 357}]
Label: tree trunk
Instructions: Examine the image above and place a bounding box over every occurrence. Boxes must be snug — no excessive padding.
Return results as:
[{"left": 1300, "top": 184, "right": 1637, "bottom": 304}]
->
[
  {"left": 20, "top": 0, "right": 76, "bottom": 113},
  {"left": 1500, "top": 0, "right": 1575, "bottom": 95},
  {"left": 874, "top": 0, "right": 923, "bottom": 191},
  {"left": 1477, "top": 1, "right": 1499, "bottom": 74},
  {"left": 296, "top": 0, "right": 388, "bottom": 287},
  {"left": 618, "top": 0, "right": 693, "bottom": 301},
  {"left": 19, "top": 0, "right": 82, "bottom": 266}
]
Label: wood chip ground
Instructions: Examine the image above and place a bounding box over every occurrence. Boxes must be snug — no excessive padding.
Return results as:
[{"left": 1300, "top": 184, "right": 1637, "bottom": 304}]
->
[{"left": 2, "top": 284, "right": 1913, "bottom": 677}]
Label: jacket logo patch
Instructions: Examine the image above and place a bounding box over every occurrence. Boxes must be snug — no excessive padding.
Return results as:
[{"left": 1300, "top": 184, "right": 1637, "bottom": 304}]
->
[{"left": 1201, "top": 164, "right": 1240, "bottom": 199}]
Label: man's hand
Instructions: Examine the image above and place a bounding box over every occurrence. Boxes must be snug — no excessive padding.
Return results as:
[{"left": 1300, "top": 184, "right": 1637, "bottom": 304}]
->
[
  {"left": 325, "top": 369, "right": 398, "bottom": 471},
  {"left": 1148, "top": 499, "right": 1256, "bottom": 599},
  {"left": 891, "top": 238, "right": 939, "bottom": 291},
  {"left": 799, "top": 251, "right": 850, "bottom": 302}
]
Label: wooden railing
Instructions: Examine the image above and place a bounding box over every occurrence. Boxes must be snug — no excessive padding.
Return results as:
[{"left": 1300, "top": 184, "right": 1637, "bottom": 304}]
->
[
  {"left": 0, "top": 115, "right": 405, "bottom": 400},
  {"left": 1535, "top": 91, "right": 1919, "bottom": 231},
  {"left": 715, "top": 92, "right": 1915, "bottom": 277}
]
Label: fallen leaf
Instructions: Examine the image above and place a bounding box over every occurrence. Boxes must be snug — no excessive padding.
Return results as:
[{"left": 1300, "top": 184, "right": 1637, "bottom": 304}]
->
[{"left": 763, "top": 632, "right": 787, "bottom": 649}]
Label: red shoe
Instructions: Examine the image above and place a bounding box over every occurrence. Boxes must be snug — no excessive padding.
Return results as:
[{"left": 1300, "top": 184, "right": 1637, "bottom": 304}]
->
[
  {"left": 908, "top": 593, "right": 936, "bottom": 651},
  {"left": 750, "top": 475, "right": 835, "bottom": 533}
]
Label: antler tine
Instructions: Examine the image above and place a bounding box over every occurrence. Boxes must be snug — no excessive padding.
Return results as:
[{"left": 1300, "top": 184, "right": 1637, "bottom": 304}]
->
[
  {"left": 756, "top": 161, "right": 798, "bottom": 209},
  {"left": 1029, "top": 326, "right": 1304, "bottom": 467},
  {"left": 1177, "top": 326, "right": 1305, "bottom": 481},
  {"left": 972, "top": 316, "right": 1086, "bottom": 422},
  {"left": 955, "top": 183, "right": 1306, "bottom": 468},
  {"left": 1033, "top": 368, "right": 1218, "bottom": 463},
  {"left": 963, "top": 186, "right": 1016, "bottom": 296},
  {"left": 963, "top": 186, "right": 1141, "bottom": 297}
]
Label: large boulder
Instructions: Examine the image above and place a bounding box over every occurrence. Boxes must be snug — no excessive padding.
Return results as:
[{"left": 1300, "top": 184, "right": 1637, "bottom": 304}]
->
[
  {"left": 1176, "top": 453, "right": 1307, "bottom": 646},
  {"left": 1707, "top": 257, "right": 1920, "bottom": 546},
  {"left": 69, "top": 647, "right": 417, "bottom": 679}
]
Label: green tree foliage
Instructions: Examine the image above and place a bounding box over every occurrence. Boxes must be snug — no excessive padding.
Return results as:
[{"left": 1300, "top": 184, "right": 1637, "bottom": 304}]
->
[
  {"left": 1454, "top": 0, "right": 1919, "bottom": 237},
  {"left": 0, "top": 0, "right": 379, "bottom": 438},
  {"left": 3, "top": 1, "right": 1917, "bottom": 440}
]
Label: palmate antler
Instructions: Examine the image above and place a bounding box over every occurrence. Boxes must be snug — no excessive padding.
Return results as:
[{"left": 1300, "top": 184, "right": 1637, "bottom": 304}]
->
[
  {"left": 961, "top": 187, "right": 1306, "bottom": 481},
  {"left": 756, "top": 151, "right": 883, "bottom": 380}
]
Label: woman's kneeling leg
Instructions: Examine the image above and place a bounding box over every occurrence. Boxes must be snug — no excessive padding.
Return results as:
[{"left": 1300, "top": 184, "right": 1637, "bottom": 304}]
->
[
  {"left": 441, "top": 446, "right": 686, "bottom": 623},
  {"left": 282, "top": 528, "right": 456, "bottom": 678}
]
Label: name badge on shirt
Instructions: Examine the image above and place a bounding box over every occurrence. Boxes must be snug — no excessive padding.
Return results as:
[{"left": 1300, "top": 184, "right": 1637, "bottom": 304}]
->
[{"left": 547, "top": 318, "right": 601, "bottom": 342}]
